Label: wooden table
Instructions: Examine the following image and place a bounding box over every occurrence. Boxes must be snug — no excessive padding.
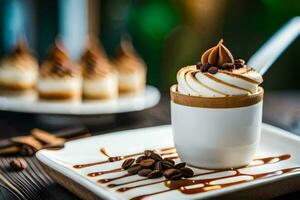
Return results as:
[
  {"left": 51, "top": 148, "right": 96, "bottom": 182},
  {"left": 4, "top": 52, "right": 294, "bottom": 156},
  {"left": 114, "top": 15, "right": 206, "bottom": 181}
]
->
[{"left": 0, "top": 91, "right": 299, "bottom": 200}]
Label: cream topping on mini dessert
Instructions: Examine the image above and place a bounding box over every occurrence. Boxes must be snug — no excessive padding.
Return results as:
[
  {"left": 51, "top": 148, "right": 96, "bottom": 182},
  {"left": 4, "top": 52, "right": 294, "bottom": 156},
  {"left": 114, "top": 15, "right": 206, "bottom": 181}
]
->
[
  {"left": 177, "top": 39, "right": 263, "bottom": 97},
  {"left": 114, "top": 39, "right": 146, "bottom": 74},
  {"left": 0, "top": 39, "right": 38, "bottom": 87},
  {"left": 80, "top": 40, "right": 115, "bottom": 79},
  {"left": 40, "top": 41, "right": 79, "bottom": 78},
  {"left": 1, "top": 39, "right": 38, "bottom": 70}
]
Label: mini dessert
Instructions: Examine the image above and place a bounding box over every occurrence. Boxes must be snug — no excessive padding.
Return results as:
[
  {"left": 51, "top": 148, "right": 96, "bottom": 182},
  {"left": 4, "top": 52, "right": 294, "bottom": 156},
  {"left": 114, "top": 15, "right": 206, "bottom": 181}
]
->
[
  {"left": 114, "top": 39, "right": 146, "bottom": 95},
  {"left": 80, "top": 40, "right": 118, "bottom": 99},
  {"left": 38, "top": 41, "right": 81, "bottom": 100},
  {"left": 171, "top": 39, "right": 264, "bottom": 169},
  {"left": 0, "top": 39, "right": 38, "bottom": 90}
]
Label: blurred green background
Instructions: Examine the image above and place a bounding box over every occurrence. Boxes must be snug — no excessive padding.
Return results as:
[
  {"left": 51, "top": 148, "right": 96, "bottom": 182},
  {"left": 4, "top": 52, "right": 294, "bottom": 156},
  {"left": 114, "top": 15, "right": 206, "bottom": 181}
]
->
[{"left": 0, "top": 0, "right": 299, "bottom": 92}]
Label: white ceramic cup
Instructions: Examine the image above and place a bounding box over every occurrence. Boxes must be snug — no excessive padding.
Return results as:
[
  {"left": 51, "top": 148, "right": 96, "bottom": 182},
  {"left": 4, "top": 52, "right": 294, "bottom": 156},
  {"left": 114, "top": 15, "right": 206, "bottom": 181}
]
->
[{"left": 170, "top": 85, "right": 264, "bottom": 169}]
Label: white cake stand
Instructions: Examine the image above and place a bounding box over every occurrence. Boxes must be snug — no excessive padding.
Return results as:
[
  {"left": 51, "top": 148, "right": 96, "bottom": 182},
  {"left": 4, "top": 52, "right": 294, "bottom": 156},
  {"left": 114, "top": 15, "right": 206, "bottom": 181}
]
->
[{"left": 0, "top": 85, "right": 160, "bottom": 115}]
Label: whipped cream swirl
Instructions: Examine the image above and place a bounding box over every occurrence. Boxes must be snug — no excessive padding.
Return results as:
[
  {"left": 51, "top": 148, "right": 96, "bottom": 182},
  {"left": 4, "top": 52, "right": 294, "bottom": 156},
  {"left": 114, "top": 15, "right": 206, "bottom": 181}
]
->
[
  {"left": 177, "top": 65, "right": 262, "bottom": 97},
  {"left": 177, "top": 40, "right": 263, "bottom": 97}
]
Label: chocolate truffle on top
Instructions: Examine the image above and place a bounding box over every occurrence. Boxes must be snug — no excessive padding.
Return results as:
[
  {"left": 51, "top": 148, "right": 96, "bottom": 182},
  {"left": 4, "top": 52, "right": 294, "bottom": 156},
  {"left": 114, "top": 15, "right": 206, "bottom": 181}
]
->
[
  {"left": 38, "top": 40, "right": 81, "bottom": 100},
  {"left": 113, "top": 38, "right": 146, "bottom": 95},
  {"left": 0, "top": 39, "right": 38, "bottom": 90},
  {"left": 80, "top": 38, "right": 118, "bottom": 99},
  {"left": 177, "top": 39, "right": 263, "bottom": 97}
]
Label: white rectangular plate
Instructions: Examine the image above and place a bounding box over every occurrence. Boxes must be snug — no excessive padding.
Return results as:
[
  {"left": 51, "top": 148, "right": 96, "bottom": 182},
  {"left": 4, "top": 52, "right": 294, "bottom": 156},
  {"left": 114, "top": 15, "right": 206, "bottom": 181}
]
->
[{"left": 36, "top": 124, "right": 300, "bottom": 200}]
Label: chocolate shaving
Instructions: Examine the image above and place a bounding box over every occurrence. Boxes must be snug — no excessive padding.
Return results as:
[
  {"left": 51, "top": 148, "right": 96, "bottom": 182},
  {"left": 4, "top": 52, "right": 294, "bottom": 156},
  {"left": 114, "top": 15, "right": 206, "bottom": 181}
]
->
[
  {"left": 31, "top": 128, "right": 65, "bottom": 145},
  {"left": 11, "top": 136, "right": 43, "bottom": 150},
  {"left": 0, "top": 146, "right": 20, "bottom": 155},
  {"left": 0, "top": 127, "right": 90, "bottom": 156},
  {"left": 55, "top": 127, "right": 89, "bottom": 139},
  {"left": 42, "top": 143, "right": 65, "bottom": 150}
]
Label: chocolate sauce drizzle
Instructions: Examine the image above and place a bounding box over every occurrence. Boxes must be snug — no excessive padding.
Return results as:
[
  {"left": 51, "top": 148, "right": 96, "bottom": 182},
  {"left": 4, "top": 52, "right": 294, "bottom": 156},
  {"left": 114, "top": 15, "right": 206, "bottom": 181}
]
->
[
  {"left": 97, "top": 154, "right": 290, "bottom": 187},
  {"left": 131, "top": 167, "right": 300, "bottom": 200},
  {"left": 98, "top": 174, "right": 133, "bottom": 184},
  {"left": 88, "top": 168, "right": 123, "bottom": 177},
  {"left": 128, "top": 154, "right": 293, "bottom": 200},
  {"left": 72, "top": 148, "right": 294, "bottom": 200}
]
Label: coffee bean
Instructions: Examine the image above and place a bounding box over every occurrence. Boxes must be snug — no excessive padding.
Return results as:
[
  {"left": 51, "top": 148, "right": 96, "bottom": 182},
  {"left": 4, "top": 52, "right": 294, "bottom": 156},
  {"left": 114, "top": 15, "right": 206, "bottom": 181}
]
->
[
  {"left": 174, "top": 162, "right": 186, "bottom": 169},
  {"left": 140, "top": 159, "right": 155, "bottom": 168},
  {"left": 208, "top": 66, "right": 218, "bottom": 74},
  {"left": 147, "top": 170, "right": 163, "bottom": 179},
  {"left": 234, "top": 59, "right": 245, "bottom": 69},
  {"left": 196, "top": 62, "right": 202, "bottom": 70},
  {"left": 163, "top": 169, "right": 182, "bottom": 180},
  {"left": 180, "top": 167, "right": 194, "bottom": 178},
  {"left": 235, "top": 64, "right": 243, "bottom": 69},
  {"left": 150, "top": 153, "right": 162, "bottom": 161},
  {"left": 144, "top": 150, "right": 153, "bottom": 157},
  {"left": 122, "top": 158, "right": 135, "bottom": 170},
  {"left": 10, "top": 158, "right": 27, "bottom": 171},
  {"left": 127, "top": 164, "right": 142, "bottom": 174},
  {"left": 201, "top": 63, "right": 210, "bottom": 72},
  {"left": 163, "top": 168, "right": 178, "bottom": 178},
  {"left": 163, "top": 158, "right": 175, "bottom": 165},
  {"left": 138, "top": 169, "right": 152, "bottom": 177},
  {"left": 136, "top": 156, "right": 146, "bottom": 163},
  {"left": 169, "top": 172, "right": 183, "bottom": 180},
  {"left": 154, "top": 161, "right": 162, "bottom": 171},
  {"left": 221, "top": 63, "right": 235, "bottom": 69},
  {"left": 161, "top": 160, "right": 174, "bottom": 169}
]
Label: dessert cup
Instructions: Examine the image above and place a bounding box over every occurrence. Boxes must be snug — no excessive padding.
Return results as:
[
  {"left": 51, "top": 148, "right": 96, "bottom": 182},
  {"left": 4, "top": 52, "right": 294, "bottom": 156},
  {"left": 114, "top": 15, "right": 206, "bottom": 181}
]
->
[
  {"left": 118, "top": 71, "right": 145, "bottom": 95},
  {"left": 0, "top": 39, "right": 38, "bottom": 90},
  {"left": 114, "top": 38, "right": 146, "bottom": 95},
  {"left": 170, "top": 84, "right": 264, "bottom": 169},
  {"left": 80, "top": 38, "right": 118, "bottom": 100},
  {"left": 38, "top": 40, "right": 81, "bottom": 101}
]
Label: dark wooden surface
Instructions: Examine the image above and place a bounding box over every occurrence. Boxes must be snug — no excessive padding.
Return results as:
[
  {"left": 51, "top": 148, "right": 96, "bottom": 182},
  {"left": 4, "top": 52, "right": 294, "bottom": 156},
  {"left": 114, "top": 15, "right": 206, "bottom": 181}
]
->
[{"left": 0, "top": 91, "right": 299, "bottom": 200}]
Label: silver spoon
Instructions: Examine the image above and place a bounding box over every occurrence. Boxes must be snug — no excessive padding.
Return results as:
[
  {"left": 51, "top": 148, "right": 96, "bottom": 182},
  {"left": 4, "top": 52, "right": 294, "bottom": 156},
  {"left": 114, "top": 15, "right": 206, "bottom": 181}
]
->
[{"left": 247, "top": 16, "right": 300, "bottom": 75}]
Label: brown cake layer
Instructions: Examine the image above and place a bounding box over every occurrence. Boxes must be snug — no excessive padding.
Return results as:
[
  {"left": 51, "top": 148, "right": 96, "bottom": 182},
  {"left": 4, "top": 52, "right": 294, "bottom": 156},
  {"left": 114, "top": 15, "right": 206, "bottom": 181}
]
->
[
  {"left": 0, "top": 81, "right": 34, "bottom": 90},
  {"left": 38, "top": 91, "right": 80, "bottom": 100},
  {"left": 119, "top": 84, "right": 145, "bottom": 95}
]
